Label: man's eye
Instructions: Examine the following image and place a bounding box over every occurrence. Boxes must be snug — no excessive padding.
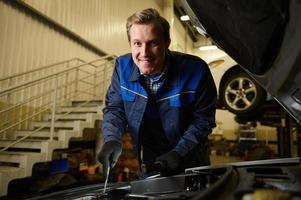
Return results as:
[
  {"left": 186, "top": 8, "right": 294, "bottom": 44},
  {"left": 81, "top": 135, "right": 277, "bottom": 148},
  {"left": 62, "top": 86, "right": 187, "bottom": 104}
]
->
[
  {"left": 150, "top": 41, "right": 158, "bottom": 47},
  {"left": 133, "top": 42, "right": 141, "bottom": 46}
]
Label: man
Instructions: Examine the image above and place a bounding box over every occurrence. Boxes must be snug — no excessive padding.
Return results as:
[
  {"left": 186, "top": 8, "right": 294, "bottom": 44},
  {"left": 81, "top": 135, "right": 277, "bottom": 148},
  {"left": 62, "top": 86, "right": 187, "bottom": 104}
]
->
[{"left": 98, "top": 8, "right": 216, "bottom": 178}]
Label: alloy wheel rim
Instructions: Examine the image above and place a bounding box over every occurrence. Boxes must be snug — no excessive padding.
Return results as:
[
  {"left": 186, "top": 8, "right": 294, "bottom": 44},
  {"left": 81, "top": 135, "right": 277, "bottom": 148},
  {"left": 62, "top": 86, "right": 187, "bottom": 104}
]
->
[{"left": 225, "top": 77, "right": 257, "bottom": 111}]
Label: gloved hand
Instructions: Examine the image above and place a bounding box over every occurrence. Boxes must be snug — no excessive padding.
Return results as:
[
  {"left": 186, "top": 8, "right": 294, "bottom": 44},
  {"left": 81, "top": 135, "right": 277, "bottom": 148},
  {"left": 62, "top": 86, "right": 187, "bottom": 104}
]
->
[
  {"left": 156, "top": 150, "right": 182, "bottom": 175},
  {"left": 97, "top": 141, "right": 122, "bottom": 177}
]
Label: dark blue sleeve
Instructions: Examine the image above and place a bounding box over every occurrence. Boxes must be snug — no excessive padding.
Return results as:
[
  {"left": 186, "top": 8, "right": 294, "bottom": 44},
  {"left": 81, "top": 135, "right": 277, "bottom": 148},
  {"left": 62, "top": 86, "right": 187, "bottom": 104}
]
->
[{"left": 102, "top": 59, "right": 127, "bottom": 144}]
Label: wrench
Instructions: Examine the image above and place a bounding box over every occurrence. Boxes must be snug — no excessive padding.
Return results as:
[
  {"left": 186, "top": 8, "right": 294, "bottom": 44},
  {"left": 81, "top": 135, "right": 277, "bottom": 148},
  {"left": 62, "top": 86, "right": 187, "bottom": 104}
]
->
[{"left": 103, "top": 166, "right": 110, "bottom": 194}]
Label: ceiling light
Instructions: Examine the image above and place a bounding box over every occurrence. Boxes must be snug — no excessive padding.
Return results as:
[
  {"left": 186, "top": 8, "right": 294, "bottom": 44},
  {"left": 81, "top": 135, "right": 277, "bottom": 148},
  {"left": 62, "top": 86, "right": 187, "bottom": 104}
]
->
[
  {"left": 180, "top": 15, "right": 190, "bottom": 21},
  {"left": 199, "top": 45, "right": 218, "bottom": 51}
]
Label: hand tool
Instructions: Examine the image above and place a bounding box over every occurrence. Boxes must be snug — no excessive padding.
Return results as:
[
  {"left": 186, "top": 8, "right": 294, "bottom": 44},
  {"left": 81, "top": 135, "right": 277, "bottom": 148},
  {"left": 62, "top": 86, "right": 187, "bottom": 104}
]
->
[{"left": 103, "top": 166, "right": 110, "bottom": 194}]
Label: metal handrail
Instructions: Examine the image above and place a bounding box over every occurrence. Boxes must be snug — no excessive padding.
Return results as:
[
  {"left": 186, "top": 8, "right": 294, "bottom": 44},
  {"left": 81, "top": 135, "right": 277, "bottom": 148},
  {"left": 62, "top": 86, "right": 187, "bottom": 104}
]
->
[
  {"left": 0, "top": 55, "right": 115, "bottom": 96},
  {"left": 0, "top": 55, "right": 116, "bottom": 151},
  {"left": 0, "top": 56, "right": 113, "bottom": 127},
  {"left": 0, "top": 56, "right": 113, "bottom": 133},
  {"left": 0, "top": 67, "right": 107, "bottom": 115},
  {"left": 0, "top": 81, "right": 74, "bottom": 129},
  {"left": 0, "top": 58, "right": 84, "bottom": 82},
  {"left": 0, "top": 106, "right": 50, "bottom": 136}
]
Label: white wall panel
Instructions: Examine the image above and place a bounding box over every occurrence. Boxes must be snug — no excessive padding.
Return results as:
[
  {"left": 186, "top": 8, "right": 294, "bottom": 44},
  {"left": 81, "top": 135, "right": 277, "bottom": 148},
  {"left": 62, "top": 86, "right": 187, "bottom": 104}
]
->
[
  {"left": 23, "top": 0, "right": 164, "bottom": 56},
  {"left": 0, "top": 1, "right": 100, "bottom": 79},
  {"left": 172, "top": 15, "right": 194, "bottom": 54}
]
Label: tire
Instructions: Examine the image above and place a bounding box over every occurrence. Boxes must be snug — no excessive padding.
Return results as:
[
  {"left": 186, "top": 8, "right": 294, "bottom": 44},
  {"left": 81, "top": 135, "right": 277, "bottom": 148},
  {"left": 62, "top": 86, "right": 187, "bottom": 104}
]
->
[{"left": 220, "top": 71, "right": 266, "bottom": 116}]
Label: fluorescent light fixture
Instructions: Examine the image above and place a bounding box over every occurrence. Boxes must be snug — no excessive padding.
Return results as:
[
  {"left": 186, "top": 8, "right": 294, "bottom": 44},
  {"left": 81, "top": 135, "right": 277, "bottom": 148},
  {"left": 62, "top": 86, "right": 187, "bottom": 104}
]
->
[
  {"left": 180, "top": 15, "right": 190, "bottom": 21},
  {"left": 194, "top": 25, "right": 207, "bottom": 36},
  {"left": 199, "top": 45, "right": 218, "bottom": 51}
]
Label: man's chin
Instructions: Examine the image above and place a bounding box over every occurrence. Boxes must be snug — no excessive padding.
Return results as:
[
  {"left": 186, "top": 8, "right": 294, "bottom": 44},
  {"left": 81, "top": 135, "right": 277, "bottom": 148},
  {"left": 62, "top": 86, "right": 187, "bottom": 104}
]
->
[
  {"left": 139, "top": 67, "right": 154, "bottom": 75},
  {"left": 141, "top": 71, "right": 152, "bottom": 75}
]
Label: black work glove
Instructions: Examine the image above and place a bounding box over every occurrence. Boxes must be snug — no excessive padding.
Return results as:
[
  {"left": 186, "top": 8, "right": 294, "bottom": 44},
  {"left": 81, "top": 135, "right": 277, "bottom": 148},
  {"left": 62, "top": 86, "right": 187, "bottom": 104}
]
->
[
  {"left": 97, "top": 141, "right": 122, "bottom": 177},
  {"left": 156, "top": 150, "right": 182, "bottom": 175}
]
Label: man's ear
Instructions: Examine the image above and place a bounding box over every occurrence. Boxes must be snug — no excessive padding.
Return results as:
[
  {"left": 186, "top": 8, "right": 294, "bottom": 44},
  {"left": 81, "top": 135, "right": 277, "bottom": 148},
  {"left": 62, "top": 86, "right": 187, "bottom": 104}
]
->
[{"left": 165, "top": 38, "right": 171, "bottom": 49}]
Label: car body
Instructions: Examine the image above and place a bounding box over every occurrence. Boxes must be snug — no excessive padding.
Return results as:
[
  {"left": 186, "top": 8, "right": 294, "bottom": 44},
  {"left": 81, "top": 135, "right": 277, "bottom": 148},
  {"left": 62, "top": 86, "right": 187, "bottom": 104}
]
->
[
  {"left": 180, "top": 0, "right": 301, "bottom": 124},
  {"left": 208, "top": 55, "right": 269, "bottom": 117}
]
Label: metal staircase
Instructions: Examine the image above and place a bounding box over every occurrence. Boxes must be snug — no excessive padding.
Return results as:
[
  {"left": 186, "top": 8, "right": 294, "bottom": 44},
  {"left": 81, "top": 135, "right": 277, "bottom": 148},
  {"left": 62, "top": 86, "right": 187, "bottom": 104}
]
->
[{"left": 0, "top": 56, "right": 115, "bottom": 196}]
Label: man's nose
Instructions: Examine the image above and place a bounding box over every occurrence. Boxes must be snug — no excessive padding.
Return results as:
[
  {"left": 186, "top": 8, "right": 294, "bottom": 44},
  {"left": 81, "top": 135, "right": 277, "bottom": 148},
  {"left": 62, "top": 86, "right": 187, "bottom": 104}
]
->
[{"left": 141, "top": 44, "right": 150, "bottom": 56}]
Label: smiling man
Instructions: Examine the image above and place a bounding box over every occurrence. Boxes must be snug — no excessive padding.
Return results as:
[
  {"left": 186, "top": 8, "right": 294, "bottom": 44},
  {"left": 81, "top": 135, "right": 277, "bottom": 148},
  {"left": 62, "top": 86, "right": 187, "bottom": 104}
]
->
[
  {"left": 129, "top": 15, "right": 170, "bottom": 75},
  {"left": 98, "top": 8, "right": 217, "bottom": 178}
]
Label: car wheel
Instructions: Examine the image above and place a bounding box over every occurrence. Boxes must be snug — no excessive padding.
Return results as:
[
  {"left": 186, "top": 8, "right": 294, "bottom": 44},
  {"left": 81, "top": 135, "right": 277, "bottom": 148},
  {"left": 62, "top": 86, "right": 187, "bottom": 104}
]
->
[{"left": 220, "top": 71, "right": 266, "bottom": 116}]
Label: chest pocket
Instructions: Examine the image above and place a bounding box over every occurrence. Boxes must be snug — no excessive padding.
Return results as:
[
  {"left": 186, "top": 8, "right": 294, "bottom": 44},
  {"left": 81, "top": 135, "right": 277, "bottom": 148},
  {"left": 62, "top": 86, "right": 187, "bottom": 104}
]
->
[
  {"left": 169, "top": 92, "right": 196, "bottom": 107},
  {"left": 120, "top": 88, "right": 136, "bottom": 102}
]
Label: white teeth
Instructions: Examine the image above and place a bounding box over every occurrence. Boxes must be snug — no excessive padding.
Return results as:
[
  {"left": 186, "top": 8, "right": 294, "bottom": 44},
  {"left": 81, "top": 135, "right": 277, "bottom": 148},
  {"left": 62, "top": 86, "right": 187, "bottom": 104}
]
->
[{"left": 138, "top": 58, "right": 151, "bottom": 61}]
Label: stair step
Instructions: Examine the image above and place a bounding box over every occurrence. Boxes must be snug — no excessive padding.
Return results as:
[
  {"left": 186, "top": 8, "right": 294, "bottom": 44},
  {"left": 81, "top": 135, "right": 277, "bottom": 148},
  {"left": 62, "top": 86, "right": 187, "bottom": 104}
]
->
[
  {"left": 0, "top": 151, "right": 46, "bottom": 176},
  {"left": 31, "top": 121, "right": 75, "bottom": 129},
  {"left": 0, "top": 151, "right": 45, "bottom": 164},
  {"left": 71, "top": 100, "right": 103, "bottom": 107},
  {"left": 56, "top": 106, "right": 101, "bottom": 113},
  {"left": 0, "top": 139, "right": 44, "bottom": 150},
  {"left": 0, "top": 139, "right": 64, "bottom": 159},
  {"left": 44, "top": 113, "right": 92, "bottom": 121},
  {"left": 15, "top": 130, "right": 59, "bottom": 139},
  {"left": 14, "top": 130, "right": 79, "bottom": 147},
  {"left": 0, "top": 166, "right": 26, "bottom": 197}
]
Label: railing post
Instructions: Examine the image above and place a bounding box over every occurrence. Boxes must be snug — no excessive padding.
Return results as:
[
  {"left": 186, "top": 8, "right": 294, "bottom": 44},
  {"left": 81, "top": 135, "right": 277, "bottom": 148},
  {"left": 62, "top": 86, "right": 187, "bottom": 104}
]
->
[
  {"left": 94, "top": 66, "right": 97, "bottom": 100},
  {"left": 75, "top": 68, "right": 79, "bottom": 100},
  {"left": 50, "top": 76, "right": 58, "bottom": 141},
  {"left": 1, "top": 78, "right": 12, "bottom": 139},
  {"left": 64, "top": 61, "right": 70, "bottom": 103},
  {"left": 102, "top": 63, "right": 107, "bottom": 102}
]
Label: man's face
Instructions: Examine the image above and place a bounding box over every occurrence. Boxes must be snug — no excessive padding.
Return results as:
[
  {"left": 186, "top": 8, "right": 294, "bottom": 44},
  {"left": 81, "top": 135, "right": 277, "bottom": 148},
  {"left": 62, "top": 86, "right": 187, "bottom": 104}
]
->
[{"left": 129, "top": 22, "right": 170, "bottom": 75}]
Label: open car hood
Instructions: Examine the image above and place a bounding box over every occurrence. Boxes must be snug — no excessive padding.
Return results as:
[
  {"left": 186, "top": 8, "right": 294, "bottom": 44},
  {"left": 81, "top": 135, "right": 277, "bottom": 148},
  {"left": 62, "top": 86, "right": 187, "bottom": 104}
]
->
[{"left": 179, "top": 0, "right": 301, "bottom": 124}]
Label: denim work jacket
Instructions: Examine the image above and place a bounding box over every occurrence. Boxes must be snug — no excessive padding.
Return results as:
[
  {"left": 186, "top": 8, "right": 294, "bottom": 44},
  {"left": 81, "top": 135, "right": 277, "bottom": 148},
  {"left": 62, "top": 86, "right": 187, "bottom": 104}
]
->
[{"left": 102, "top": 51, "right": 217, "bottom": 158}]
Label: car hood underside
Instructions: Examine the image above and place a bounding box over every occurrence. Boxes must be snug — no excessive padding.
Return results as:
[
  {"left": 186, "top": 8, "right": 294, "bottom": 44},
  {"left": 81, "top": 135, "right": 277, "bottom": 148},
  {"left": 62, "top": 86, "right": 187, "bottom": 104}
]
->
[{"left": 180, "top": 0, "right": 301, "bottom": 124}]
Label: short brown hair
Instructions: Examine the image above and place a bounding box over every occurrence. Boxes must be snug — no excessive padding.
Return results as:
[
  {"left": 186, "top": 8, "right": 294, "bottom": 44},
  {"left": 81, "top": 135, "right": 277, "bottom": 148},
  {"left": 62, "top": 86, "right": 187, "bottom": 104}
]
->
[{"left": 126, "top": 8, "right": 170, "bottom": 42}]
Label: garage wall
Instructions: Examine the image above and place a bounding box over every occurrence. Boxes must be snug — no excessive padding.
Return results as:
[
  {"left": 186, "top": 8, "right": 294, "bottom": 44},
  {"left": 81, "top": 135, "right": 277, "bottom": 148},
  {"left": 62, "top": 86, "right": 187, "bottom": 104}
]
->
[
  {"left": 22, "top": 0, "right": 212, "bottom": 59},
  {"left": 22, "top": 0, "right": 165, "bottom": 56},
  {"left": 0, "top": 0, "right": 101, "bottom": 78}
]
